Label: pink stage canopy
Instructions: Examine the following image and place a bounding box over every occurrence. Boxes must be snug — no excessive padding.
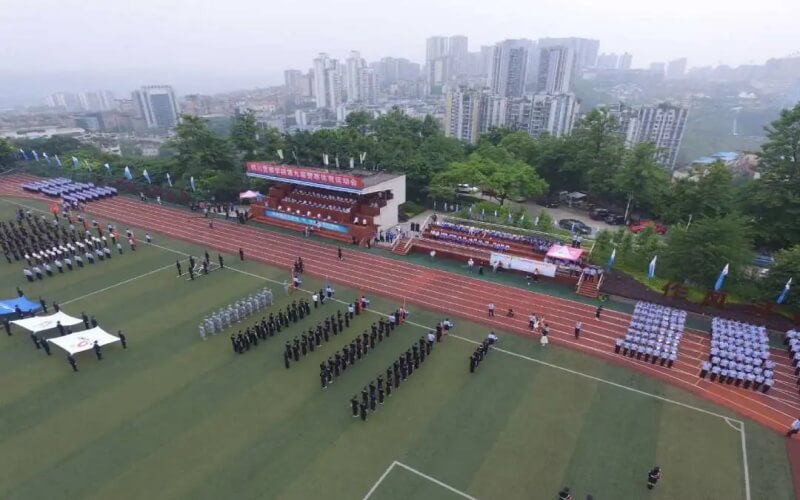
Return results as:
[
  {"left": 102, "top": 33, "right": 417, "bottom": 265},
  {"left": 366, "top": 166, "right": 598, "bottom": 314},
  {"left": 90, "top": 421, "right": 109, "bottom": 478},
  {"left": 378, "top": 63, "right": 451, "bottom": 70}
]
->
[{"left": 546, "top": 244, "right": 585, "bottom": 262}]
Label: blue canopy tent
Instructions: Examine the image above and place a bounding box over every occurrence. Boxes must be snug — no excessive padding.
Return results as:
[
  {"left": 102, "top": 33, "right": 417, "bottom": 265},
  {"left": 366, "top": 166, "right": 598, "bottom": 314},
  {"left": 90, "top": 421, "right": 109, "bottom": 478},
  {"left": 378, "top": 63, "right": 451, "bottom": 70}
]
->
[{"left": 0, "top": 297, "right": 41, "bottom": 318}]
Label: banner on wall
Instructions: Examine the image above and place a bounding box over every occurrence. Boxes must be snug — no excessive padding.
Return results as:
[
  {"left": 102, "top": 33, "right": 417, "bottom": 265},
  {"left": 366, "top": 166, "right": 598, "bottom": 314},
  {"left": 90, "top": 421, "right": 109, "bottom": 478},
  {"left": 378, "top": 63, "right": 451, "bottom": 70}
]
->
[
  {"left": 489, "top": 253, "right": 557, "bottom": 277},
  {"left": 264, "top": 209, "right": 349, "bottom": 234},
  {"left": 246, "top": 162, "right": 364, "bottom": 189}
]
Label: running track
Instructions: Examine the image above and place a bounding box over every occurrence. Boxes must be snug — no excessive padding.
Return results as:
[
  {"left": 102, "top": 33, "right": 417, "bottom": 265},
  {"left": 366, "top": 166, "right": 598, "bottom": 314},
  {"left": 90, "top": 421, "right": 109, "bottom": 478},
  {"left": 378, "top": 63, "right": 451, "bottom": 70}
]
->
[{"left": 2, "top": 174, "right": 799, "bottom": 436}]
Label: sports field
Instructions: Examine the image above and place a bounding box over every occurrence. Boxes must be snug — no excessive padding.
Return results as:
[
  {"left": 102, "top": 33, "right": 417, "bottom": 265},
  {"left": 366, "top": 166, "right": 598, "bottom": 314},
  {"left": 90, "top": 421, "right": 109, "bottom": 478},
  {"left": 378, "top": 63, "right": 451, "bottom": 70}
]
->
[{"left": 0, "top": 198, "right": 795, "bottom": 500}]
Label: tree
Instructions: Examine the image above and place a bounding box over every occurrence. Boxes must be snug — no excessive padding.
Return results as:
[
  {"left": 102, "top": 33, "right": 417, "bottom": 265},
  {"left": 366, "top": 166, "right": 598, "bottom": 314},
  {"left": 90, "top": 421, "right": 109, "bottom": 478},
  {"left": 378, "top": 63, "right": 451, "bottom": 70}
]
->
[
  {"left": 230, "top": 111, "right": 260, "bottom": 161},
  {"left": 564, "top": 108, "right": 626, "bottom": 198},
  {"left": 661, "top": 215, "right": 754, "bottom": 287},
  {"left": 344, "top": 111, "right": 374, "bottom": 136},
  {"left": 0, "top": 138, "right": 14, "bottom": 166},
  {"left": 432, "top": 151, "right": 548, "bottom": 205},
  {"left": 759, "top": 245, "right": 800, "bottom": 305},
  {"left": 742, "top": 103, "right": 800, "bottom": 249},
  {"left": 170, "top": 115, "right": 238, "bottom": 179},
  {"left": 614, "top": 142, "right": 670, "bottom": 218}
]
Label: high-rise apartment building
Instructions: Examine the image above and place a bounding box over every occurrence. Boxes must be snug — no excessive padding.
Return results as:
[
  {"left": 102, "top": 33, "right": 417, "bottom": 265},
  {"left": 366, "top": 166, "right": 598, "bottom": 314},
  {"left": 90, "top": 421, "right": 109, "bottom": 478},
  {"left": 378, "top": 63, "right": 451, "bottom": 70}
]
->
[
  {"left": 666, "top": 58, "right": 688, "bottom": 79},
  {"left": 649, "top": 62, "right": 666, "bottom": 77},
  {"left": 528, "top": 93, "right": 579, "bottom": 138},
  {"left": 426, "top": 36, "right": 449, "bottom": 63},
  {"left": 346, "top": 51, "right": 366, "bottom": 102},
  {"left": 488, "top": 39, "right": 530, "bottom": 97},
  {"left": 479, "top": 45, "right": 494, "bottom": 75},
  {"left": 284, "top": 69, "right": 305, "bottom": 92},
  {"left": 448, "top": 35, "right": 469, "bottom": 74},
  {"left": 619, "top": 52, "right": 633, "bottom": 70},
  {"left": 357, "top": 67, "right": 378, "bottom": 105},
  {"left": 537, "top": 37, "right": 599, "bottom": 70},
  {"left": 596, "top": 53, "right": 620, "bottom": 70},
  {"left": 607, "top": 102, "right": 689, "bottom": 169},
  {"left": 444, "top": 87, "right": 481, "bottom": 144},
  {"left": 47, "top": 92, "right": 80, "bottom": 110},
  {"left": 478, "top": 93, "right": 509, "bottom": 132},
  {"left": 537, "top": 46, "right": 575, "bottom": 93},
  {"left": 313, "top": 53, "right": 343, "bottom": 110},
  {"left": 132, "top": 85, "right": 180, "bottom": 129}
]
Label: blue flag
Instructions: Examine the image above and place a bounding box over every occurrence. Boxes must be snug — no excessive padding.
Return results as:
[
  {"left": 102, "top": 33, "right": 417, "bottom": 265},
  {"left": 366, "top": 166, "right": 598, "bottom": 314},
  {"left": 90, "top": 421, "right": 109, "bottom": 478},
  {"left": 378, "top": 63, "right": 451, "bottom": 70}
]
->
[
  {"left": 19, "top": 148, "right": 29, "bottom": 161},
  {"left": 143, "top": 169, "right": 151, "bottom": 184},
  {"left": 190, "top": 176, "right": 196, "bottom": 192},
  {"left": 166, "top": 172, "right": 173, "bottom": 187},
  {"left": 777, "top": 278, "right": 792, "bottom": 305},
  {"left": 55, "top": 155, "right": 63, "bottom": 168},
  {"left": 123, "top": 166, "right": 133, "bottom": 180},
  {"left": 713, "top": 264, "right": 729, "bottom": 292},
  {"left": 647, "top": 256, "right": 657, "bottom": 280},
  {"left": 32, "top": 150, "right": 40, "bottom": 162},
  {"left": 607, "top": 248, "right": 616, "bottom": 271},
  {"left": 71, "top": 156, "right": 80, "bottom": 169}
]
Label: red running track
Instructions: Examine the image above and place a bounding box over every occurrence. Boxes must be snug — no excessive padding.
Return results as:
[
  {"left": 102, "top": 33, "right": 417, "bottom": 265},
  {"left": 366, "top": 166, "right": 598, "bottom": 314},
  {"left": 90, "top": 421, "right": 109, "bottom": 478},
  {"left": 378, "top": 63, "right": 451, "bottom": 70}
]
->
[{"left": 2, "top": 174, "right": 799, "bottom": 435}]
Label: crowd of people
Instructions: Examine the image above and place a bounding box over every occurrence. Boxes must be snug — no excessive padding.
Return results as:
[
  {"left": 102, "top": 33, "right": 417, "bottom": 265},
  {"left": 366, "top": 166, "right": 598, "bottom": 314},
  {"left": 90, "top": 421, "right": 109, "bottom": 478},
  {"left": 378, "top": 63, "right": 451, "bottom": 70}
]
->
[
  {"left": 351, "top": 333, "right": 436, "bottom": 421},
  {"left": 319, "top": 309, "right": 402, "bottom": 390},
  {"left": 282, "top": 195, "right": 354, "bottom": 214},
  {"left": 227, "top": 302, "right": 306, "bottom": 354},
  {"left": 700, "top": 318, "right": 774, "bottom": 392},
  {"left": 198, "top": 288, "right": 274, "bottom": 339},
  {"left": 469, "top": 332, "right": 498, "bottom": 372},
  {"left": 614, "top": 302, "right": 684, "bottom": 368},
  {"left": 430, "top": 221, "right": 559, "bottom": 254},
  {"left": 285, "top": 309, "right": 350, "bottom": 368}
]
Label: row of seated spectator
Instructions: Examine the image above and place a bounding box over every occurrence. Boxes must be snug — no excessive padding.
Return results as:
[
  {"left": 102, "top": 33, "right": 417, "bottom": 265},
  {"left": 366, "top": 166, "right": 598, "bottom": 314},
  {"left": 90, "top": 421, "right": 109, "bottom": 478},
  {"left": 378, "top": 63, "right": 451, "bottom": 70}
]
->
[
  {"left": 282, "top": 195, "right": 353, "bottom": 214},
  {"left": 274, "top": 205, "right": 371, "bottom": 226},
  {"left": 702, "top": 317, "right": 774, "bottom": 392},
  {"left": 427, "top": 228, "right": 511, "bottom": 252},
  {"left": 435, "top": 221, "right": 557, "bottom": 253},
  {"left": 613, "top": 302, "right": 685, "bottom": 368},
  {"left": 291, "top": 188, "right": 357, "bottom": 206}
]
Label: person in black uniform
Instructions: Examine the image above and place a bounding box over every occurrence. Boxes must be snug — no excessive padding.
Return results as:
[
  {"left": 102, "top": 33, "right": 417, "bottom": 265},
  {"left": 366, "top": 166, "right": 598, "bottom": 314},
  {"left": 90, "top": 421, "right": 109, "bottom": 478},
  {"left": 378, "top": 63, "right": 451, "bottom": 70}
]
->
[
  {"left": 218, "top": 254, "right": 224, "bottom": 268},
  {"left": 176, "top": 259, "right": 182, "bottom": 276},
  {"left": 359, "top": 401, "right": 367, "bottom": 421},
  {"left": 67, "top": 353, "right": 78, "bottom": 372},
  {"left": 30, "top": 332, "right": 41, "bottom": 349},
  {"left": 2, "top": 317, "right": 10, "bottom": 336},
  {"left": 345, "top": 313, "right": 350, "bottom": 329},
  {"left": 646, "top": 466, "right": 661, "bottom": 490},
  {"left": 470, "top": 353, "right": 477, "bottom": 373},
  {"left": 41, "top": 338, "right": 51, "bottom": 355},
  {"left": 292, "top": 340, "right": 300, "bottom": 362},
  {"left": 283, "top": 350, "right": 291, "bottom": 369},
  {"left": 53, "top": 301, "right": 60, "bottom": 312},
  {"left": 320, "top": 367, "right": 328, "bottom": 389},
  {"left": 39, "top": 297, "right": 48, "bottom": 313},
  {"left": 369, "top": 391, "right": 376, "bottom": 412},
  {"left": 361, "top": 386, "right": 369, "bottom": 407},
  {"left": 239, "top": 248, "right": 245, "bottom": 261},
  {"left": 82, "top": 312, "right": 90, "bottom": 329},
  {"left": 118, "top": 331, "right": 127, "bottom": 348},
  {"left": 231, "top": 334, "right": 238, "bottom": 353},
  {"left": 351, "top": 396, "right": 359, "bottom": 417},
  {"left": 93, "top": 340, "right": 102, "bottom": 360}
]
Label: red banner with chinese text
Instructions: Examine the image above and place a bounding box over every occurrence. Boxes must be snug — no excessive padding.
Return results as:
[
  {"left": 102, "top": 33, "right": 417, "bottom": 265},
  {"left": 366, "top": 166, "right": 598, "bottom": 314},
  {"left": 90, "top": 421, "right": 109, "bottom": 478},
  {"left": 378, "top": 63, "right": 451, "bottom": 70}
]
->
[{"left": 246, "top": 162, "right": 364, "bottom": 189}]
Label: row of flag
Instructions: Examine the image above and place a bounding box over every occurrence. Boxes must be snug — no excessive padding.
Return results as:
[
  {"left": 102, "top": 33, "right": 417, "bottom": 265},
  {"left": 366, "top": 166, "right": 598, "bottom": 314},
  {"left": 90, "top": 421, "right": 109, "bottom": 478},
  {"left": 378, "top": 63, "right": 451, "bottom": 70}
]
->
[
  {"left": 18, "top": 149, "right": 196, "bottom": 192},
  {"left": 606, "top": 251, "right": 792, "bottom": 303}
]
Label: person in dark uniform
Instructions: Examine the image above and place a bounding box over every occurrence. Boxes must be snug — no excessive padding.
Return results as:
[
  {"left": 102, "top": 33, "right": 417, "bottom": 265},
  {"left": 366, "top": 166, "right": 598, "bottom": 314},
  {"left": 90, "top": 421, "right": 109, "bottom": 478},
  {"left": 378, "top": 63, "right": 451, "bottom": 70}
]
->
[
  {"left": 337, "top": 246, "right": 342, "bottom": 260},
  {"left": 239, "top": 248, "right": 244, "bottom": 261},
  {"left": 176, "top": 259, "right": 182, "bottom": 276},
  {"left": 361, "top": 387, "right": 369, "bottom": 407},
  {"left": 39, "top": 297, "right": 48, "bottom": 313},
  {"left": 470, "top": 353, "right": 477, "bottom": 373},
  {"left": 189, "top": 267, "right": 195, "bottom": 280},
  {"left": 2, "top": 317, "right": 11, "bottom": 336},
  {"left": 41, "top": 338, "right": 51, "bottom": 355},
  {"left": 320, "top": 367, "right": 328, "bottom": 389},
  {"left": 90, "top": 316, "right": 98, "bottom": 328},
  {"left": 118, "top": 331, "right": 127, "bottom": 348},
  {"left": 93, "top": 340, "right": 102, "bottom": 360},
  {"left": 292, "top": 340, "right": 300, "bottom": 361},
  {"left": 218, "top": 254, "right": 224, "bottom": 268},
  {"left": 82, "top": 312, "right": 90, "bottom": 329},
  {"left": 596, "top": 305, "right": 603, "bottom": 319},
  {"left": 557, "top": 487, "right": 573, "bottom": 500},
  {"left": 67, "top": 353, "right": 78, "bottom": 372},
  {"left": 646, "top": 466, "right": 661, "bottom": 490},
  {"left": 53, "top": 301, "right": 60, "bottom": 312},
  {"left": 359, "top": 401, "right": 367, "bottom": 422},
  {"left": 231, "top": 334, "right": 238, "bottom": 353},
  {"left": 351, "top": 396, "right": 359, "bottom": 417},
  {"left": 30, "top": 332, "right": 41, "bottom": 349},
  {"left": 369, "top": 391, "right": 377, "bottom": 412}
]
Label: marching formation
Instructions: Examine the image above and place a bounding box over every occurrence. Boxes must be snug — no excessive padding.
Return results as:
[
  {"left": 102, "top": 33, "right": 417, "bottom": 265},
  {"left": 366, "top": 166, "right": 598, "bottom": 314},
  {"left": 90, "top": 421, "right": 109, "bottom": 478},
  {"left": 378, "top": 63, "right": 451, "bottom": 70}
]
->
[
  {"left": 284, "top": 309, "right": 350, "bottom": 368},
  {"left": 469, "top": 332, "right": 498, "bottom": 373},
  {"left": 351, "top": 333, "right": 437, "bottom": 422},
  {"left": 198, "top": 288, "right": 274, "bottom": 340}
]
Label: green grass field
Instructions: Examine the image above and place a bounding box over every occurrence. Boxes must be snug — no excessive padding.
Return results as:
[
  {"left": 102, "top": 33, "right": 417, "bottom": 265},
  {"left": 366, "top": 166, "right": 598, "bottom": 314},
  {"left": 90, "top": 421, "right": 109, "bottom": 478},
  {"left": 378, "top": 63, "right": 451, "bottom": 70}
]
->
[{"left": 0, "top": 198, "right": 795, "bottom": 500}]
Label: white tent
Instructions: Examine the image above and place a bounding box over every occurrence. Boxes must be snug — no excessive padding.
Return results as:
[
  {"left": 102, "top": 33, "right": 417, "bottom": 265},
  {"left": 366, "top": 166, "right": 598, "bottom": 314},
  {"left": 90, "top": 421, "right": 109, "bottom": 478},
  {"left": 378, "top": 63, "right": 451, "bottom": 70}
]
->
[
  {"left": 239, "top": 190, "right": 262, "bottom": 200},
  {"left": 11, "top": 311, "right": 83, "bottom": 333},
  {"left": 48, "top": 327, "right": 120, "bottom": 355}
]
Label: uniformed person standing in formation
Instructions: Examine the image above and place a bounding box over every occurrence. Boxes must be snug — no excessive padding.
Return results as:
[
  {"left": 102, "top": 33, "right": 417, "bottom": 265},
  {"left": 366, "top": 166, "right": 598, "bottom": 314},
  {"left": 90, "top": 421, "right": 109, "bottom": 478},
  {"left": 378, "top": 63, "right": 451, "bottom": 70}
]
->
[
  {"left": 67, "top": 353, "right": 78, "bottom": 372},
  {"left": 354, "top": 335, "right": 435, "bottom": 422},
  {"left": 469, "top": 333, "right": 497, "bottom": 373}
]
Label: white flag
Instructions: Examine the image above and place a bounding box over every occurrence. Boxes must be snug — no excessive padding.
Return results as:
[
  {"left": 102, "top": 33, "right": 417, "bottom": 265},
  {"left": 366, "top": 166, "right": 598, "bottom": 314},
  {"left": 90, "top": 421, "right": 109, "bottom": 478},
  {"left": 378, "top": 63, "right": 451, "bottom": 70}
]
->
[{"left": 277, "top": 149, "right": 284, "bottom": 160}]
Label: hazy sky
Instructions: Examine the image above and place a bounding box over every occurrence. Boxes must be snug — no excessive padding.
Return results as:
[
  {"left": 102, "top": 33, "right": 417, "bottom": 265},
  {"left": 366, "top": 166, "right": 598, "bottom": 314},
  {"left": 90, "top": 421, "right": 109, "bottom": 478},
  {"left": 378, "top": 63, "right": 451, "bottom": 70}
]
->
[{"left": 1, "top": 0, "right": 798, "bottom": 104}]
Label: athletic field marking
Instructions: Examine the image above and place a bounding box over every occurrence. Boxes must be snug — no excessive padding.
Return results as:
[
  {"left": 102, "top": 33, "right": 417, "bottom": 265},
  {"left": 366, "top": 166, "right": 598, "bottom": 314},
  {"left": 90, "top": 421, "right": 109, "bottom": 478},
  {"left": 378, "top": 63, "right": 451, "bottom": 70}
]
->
[
  {"left": 4, "top": 202, "right": 751, "bottom": 500},
  {"left": 62, "top": 257, "right": 190, "bottom": 306},
  {"left": 362, "top": 461, "right": 478, "bottom": 500}
]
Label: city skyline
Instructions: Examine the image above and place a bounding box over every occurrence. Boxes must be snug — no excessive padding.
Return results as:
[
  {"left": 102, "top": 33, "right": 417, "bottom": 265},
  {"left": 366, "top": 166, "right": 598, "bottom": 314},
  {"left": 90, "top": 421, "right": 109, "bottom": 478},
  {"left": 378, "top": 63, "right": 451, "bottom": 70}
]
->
[{"left": 1, "top": 0, "right": 798, "bottom": 105}]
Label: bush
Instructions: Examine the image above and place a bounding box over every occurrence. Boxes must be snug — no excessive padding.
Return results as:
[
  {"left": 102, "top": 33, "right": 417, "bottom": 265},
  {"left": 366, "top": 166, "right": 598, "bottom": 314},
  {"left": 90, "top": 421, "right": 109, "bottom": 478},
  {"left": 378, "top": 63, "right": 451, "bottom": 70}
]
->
[{"left": 400, "top": 201, "right": 426, "bottom": 218}]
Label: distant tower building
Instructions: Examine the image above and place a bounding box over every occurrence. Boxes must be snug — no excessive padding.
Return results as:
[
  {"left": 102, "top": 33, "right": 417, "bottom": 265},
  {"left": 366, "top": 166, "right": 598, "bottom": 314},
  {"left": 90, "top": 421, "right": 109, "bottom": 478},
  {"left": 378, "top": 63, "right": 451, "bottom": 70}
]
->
[
  {"left": 537, "top": 46, "right": 575, "bottom": 93},
  {"left": 426, "top": 36, "right": 449, "bottom": 63},
  {"left": 479, "top": 45, "right": 494, "bottom": 75},
  {"left": 358, "top": 67, "right": 379, "bottom": 105},
  {"left": 479, "top": 93, "right": 509, "bottom": 132},
  {"left": 596, "top": 53, "right": 620, "bottom": 70},
  {"left": 528, "top": 93, "right": 579, "bottom": 138},
  {"left": 448, "top": 35, "right": 469, "bottom": 74},
  {"left": 133, "top": 85, "right": 180, "bottom": 129},
  {"left": 666, "top": 58, "right": 688, "bottom": 79},
  {"left": 537, "top": 37, "right": 599, "bottom": 71},
  {"left": 619, "top": 52, "right": 633, "bottom": 70},
  {"left": 284, "top": 69, "right": 304, "bottom": 93},
  {"left": 313, "top": 53, "right": 343, "bottom": 110},
  {"left": 634, "top": 102, "right": 689, "bottom": 169},
  {"left": 444, "top": 87, "right": 481, "bottom": 144},
  {"left": 346, "top": 51, "right": 366, "bottom": 102},
  {"left": 426, "top": 36, "right": 450, "bottom": 95},
  {"left": 488, "top": 39, "right": 530, "bottom": 97},
  {"left": 649, "top": 62, "right": 666, "bottom": 77},
  {"left": 48, "top": 92, "right": 80, "bottom": 111}
]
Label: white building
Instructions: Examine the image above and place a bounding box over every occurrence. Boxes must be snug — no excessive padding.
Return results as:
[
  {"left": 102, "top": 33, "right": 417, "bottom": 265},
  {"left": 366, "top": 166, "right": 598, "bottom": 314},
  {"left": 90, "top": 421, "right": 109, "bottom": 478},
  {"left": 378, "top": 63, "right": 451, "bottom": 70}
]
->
[
  {"left": 528, "top": 93, "right": 579, "bottom": 138},
  {"left": 666, "top": 58, "right": 688, "bottom": 79},
  {"left": 537, "top": 37, "right": 599, "bottom": 71},
  {"left": 357, "top": 68, "right": 379, "bottom": 105},
  {"left": 537, "top": 46, "right": 575, "bottom": 93},
  {"left": 444, "top": 87, "right": 481, "bottom": 144},
  {"left": 488, "top": 39, "right": 530, "bottom": 97},
  {"left": 313, "top": 53, "right": 343, "bottom": 110},
  {"left": 448, "top": 35, "right": 469, "bottom": 74},
  {"left": 619, "top": 52, "right": 633, "bottom": 70},
  {"left": 345, "top": 51, "right": 366, "bottom": 102},
  {"left": 133, "top": 85, "right": 180, "bottom": 129},
  {"left": 479, "top": 93, "right": 509, "bottom": 132},
  {"left": 607, "top": 101, "right": 689, "bottom": 170}
]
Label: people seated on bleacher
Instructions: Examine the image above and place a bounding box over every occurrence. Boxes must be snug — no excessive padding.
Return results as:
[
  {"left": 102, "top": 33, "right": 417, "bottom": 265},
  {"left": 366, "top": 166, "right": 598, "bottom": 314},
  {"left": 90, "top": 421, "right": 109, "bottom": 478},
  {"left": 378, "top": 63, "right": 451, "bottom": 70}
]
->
[
  {"left": 428, "top": 228, "right": 511, "bottom": 252},
  {"left": 431, "top": 222, "right": 558, "bottom": 254},
  {"left": 282, "top": 195, "right": 353, "bottom": 214}
]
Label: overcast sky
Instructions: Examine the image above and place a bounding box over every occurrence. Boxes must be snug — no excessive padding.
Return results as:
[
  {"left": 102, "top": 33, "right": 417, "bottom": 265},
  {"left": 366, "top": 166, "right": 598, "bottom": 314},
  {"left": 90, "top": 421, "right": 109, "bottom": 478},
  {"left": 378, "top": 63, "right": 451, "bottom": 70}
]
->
[{"left": 1, "top": 0, "right": 798, "bottom": 104}]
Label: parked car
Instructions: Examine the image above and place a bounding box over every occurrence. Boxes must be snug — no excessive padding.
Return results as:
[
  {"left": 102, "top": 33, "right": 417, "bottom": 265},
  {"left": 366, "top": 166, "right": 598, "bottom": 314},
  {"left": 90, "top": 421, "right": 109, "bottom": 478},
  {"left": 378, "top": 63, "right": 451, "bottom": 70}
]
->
[
  {"left": 589, "top": 208, "right": 609, "bottom": 220},
  {"left": 559, "top": 218, "right": 592, "bottom": 235},
  {"left": 628, "top": 219, "right": 668, "bottom": 235},
  {"left": 535, "top": 197, "right": 560, "bottom": 208},
  {"left": 752, "top": 251, "right": 775, "bottom": 268},
  {"left": 604, "top": 213, "right": 626, "bottom": 225},
  {"left": 456, "top": 184, "right": 479, "bottom": 194}
]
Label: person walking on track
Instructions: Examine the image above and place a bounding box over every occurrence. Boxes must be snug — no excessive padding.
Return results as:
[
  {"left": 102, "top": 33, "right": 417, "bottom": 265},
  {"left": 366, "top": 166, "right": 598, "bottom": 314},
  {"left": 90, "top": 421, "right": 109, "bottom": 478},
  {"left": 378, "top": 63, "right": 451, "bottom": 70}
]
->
[
  {"left": 239, "top": 248, "right": 245, "bottom": 261},
  {"left": 338, "top": 246, "right": 343, "bottom": 260},
  {"left": 595, "top": 305, "right": 603, "bottom": 320},
  {"left": 488, "top": 303, "right": 495, "bottom": 317}
]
